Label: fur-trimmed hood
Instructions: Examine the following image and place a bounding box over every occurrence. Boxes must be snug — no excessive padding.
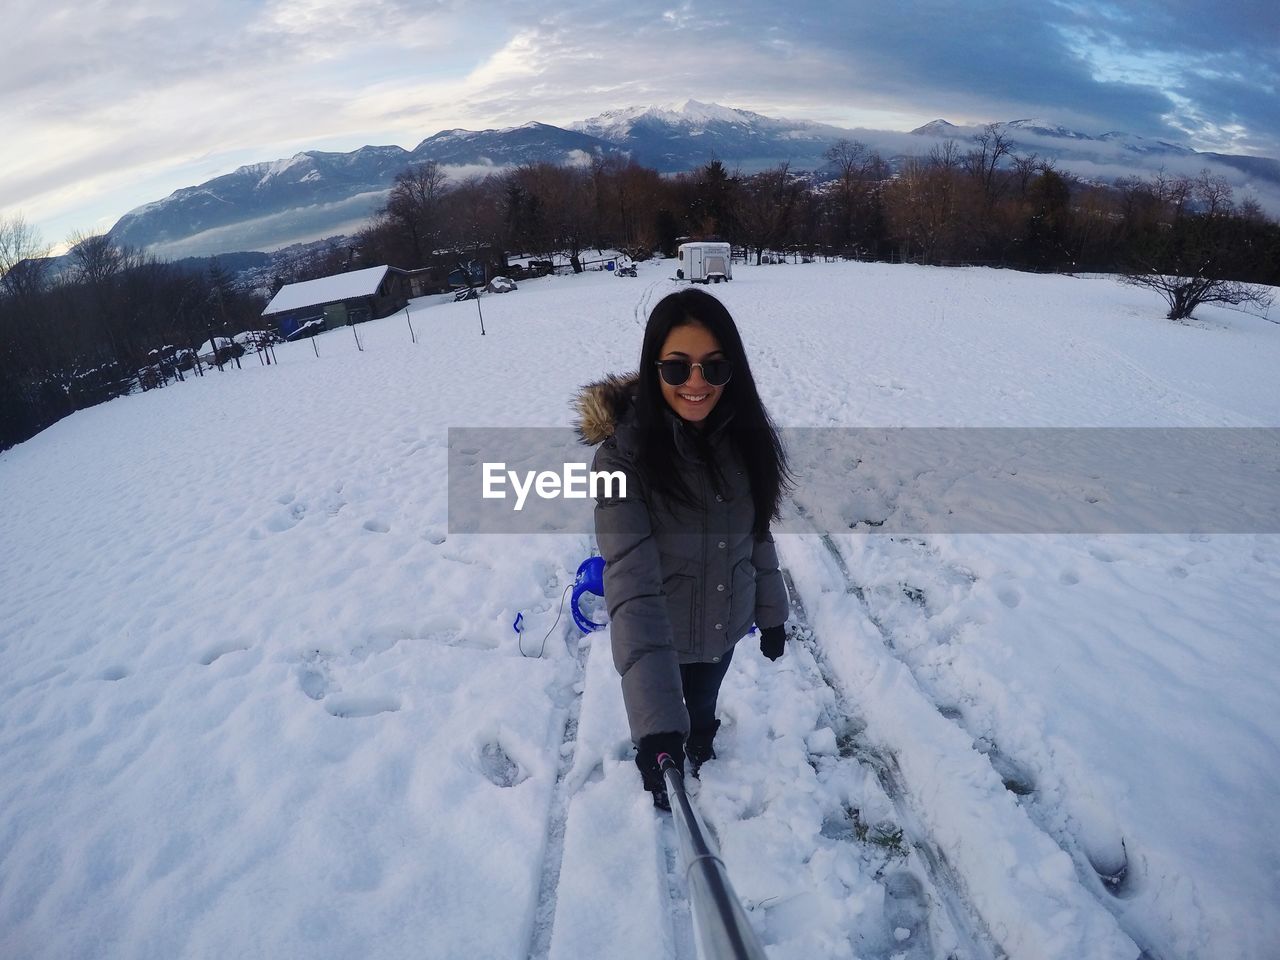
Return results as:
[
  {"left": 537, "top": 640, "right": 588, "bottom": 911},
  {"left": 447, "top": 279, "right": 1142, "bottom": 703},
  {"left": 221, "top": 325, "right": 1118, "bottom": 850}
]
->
[{"left": 573, "top": 371, "right": 640, "bottom": 445}]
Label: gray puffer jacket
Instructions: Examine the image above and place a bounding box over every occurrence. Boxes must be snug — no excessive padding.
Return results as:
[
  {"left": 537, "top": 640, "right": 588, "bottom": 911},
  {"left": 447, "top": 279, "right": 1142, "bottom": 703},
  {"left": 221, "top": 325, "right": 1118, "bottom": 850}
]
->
[{"left": 574, "top": 372, "right": 789, "bottom": 743}]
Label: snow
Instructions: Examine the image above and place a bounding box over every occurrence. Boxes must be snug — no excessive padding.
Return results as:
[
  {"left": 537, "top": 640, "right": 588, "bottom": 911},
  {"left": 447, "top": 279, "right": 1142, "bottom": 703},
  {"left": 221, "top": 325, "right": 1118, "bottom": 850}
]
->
[
  {"left": 198, "top": 336, "right": 233, "bottom": 354},
  {"left": 262, "top": 264, "right": 390, "bottom": 315},
  {"left": 1, "top": 261, "right": 1278, "bottom": 960},
  {"left": 571, "top": 100, "right": 806, "bottom": 141}
]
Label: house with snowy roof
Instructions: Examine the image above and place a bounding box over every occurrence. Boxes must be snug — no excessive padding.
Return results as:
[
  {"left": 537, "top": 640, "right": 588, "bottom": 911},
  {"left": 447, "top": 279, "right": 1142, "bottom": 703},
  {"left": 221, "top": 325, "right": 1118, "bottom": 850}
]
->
[{"left": 262, "top": 265, "right": 411, "bottom": 338}]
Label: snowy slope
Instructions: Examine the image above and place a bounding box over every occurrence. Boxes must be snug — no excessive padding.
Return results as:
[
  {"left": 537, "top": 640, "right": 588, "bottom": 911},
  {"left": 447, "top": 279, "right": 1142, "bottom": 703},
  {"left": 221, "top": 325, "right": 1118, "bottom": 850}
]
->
[{"left": 1, "top": 262, "right": 1277, "bottom": 960}]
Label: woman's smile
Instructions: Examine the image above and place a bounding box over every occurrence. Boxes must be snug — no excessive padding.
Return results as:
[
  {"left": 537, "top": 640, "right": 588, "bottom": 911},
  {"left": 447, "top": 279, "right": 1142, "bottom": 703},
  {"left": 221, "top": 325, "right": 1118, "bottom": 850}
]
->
[{"left": 659, "top": 323, "right": 725, "bottom": 423}]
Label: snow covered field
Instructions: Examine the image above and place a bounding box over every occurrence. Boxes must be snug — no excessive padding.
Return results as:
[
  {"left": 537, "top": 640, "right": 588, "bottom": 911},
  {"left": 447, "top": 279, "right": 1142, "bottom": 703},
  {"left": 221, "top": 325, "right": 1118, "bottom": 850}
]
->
[{"left": 1, "top": 260, "right": 1277, "bottom": 960}]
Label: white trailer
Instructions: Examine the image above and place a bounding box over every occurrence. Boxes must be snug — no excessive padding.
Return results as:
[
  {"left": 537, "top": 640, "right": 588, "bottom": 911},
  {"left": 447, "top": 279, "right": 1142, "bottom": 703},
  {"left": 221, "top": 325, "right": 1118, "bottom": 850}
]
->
[{"left": 676, "top": 241, "right": 732, "bottom": 283}]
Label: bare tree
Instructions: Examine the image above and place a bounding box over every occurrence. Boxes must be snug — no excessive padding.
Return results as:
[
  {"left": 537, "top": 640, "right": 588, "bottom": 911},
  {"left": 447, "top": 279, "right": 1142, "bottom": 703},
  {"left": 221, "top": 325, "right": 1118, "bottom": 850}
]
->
[
  {"left": 1011, "top": 153, "right": 1041, "bottom": 199},
  {"left": 0, "top": 213, "right": 51, "bottom": 304},
  {"left": 928, "top": 139, "right": 964, "bottom": 171},
  {"left": 822, "top": 139, "right": 885, "bottom": 254},
  {"left": 385, "top": 161, "right": 449, "bottom": 262},
  {"left": 824, "top": 139, "right": 873, "bottom": 181},
  {"left": 965, "top": 123, "right": 1016, "bottom": 205},
  {"left": 1238, "top": 194, "right": 1267, "bottom": 225},
  {"left": 1124, "top": 270, "right": 1272, "bottom": 321},
  {"left": 1, "top": 213, "right": 48, "bottom": 278},
  {"left": 1193, "top": 169, "right": 1234, "bottom": 217},
  {"left": 883, "top": 157, "right": 960, "bottom": 262},
  {"left": 1153, "top": 168, "right": 1192, "bottom": 222},
  {"left": 737, "top": 162, "right": 803, "bottom": 263}
]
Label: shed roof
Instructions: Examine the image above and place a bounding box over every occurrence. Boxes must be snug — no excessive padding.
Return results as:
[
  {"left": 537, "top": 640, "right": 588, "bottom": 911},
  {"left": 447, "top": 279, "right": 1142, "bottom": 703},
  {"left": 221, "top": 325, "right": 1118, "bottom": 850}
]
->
[{"left": 262, "top": 265, "right": 391, "bottom": 316}]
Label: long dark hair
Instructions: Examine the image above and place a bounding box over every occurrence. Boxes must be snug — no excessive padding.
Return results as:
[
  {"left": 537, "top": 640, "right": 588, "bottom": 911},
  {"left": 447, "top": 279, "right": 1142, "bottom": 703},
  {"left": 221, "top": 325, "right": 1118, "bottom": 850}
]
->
[{"left": 633, "top": 288, "right": 790, "bottom": 539}]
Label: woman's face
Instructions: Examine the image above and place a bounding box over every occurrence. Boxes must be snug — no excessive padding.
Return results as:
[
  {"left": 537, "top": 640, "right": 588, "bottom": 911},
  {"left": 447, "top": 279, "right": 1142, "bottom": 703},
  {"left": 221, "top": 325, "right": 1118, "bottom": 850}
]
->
[{"left": 658, "top": 322, "right": 726, "bottom": 425}]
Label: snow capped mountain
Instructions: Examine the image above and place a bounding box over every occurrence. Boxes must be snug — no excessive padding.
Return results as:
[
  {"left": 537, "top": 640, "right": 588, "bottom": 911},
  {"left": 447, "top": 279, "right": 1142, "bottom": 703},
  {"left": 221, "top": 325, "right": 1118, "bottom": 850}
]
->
[
  {"left": 1003, "top": 118, "right": 1098, "bottom": 141},
  {"left": 910, "top": 119, "right": 961, "bottom": 137},
  {"left": 571, "top": 100, "right": 844, "bottom": 170},
  {"left": 1096, "top": 130, "right": 1196, "bottom": 156},
  {"left": 409, "top": 122, "right": 620, "bottom": 168},
  {"left": 911, "top": 117, "right": 1202, "bottom": 159},
  {"left": 573, "top": 99, "right": 826, "bottom": 139},
  {"left": 109, "top": 146, "right": 414, "bottom": 252},
  {"left": 107, "top": 103, "right": 1280, "bottom": 258},
  {"left": 108, "top": 127, "right": 622, "bottom": 256}
]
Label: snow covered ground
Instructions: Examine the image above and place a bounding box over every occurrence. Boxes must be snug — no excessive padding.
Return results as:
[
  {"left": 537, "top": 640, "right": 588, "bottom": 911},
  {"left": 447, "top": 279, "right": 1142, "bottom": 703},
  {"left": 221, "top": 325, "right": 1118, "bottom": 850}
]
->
[{"left": 1, "top": 260, "right": 1277, "bottom": 960}]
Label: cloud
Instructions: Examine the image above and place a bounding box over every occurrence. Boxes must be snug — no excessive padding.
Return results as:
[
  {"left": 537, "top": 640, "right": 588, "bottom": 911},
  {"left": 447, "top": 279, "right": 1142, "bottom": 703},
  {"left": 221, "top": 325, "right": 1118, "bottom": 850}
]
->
[{"left": 3, "top": 0, "right": 1276, "bottom": 243}]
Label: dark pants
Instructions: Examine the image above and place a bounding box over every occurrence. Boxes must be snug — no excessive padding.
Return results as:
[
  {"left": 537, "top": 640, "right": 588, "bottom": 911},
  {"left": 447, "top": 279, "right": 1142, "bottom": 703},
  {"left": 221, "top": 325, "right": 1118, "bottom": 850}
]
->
[{"left": 680, "top": 644, "right": 735, "bottom": 734}]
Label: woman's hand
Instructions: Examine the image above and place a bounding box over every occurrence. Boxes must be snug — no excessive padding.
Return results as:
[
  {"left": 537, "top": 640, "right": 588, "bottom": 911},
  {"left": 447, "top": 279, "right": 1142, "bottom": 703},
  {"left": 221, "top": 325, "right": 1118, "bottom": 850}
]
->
[
  {"left": 635, "top": 732, "right": 685, "bottom": 811},
  {"left": 760, "top": 624, "right": 787, "bottom": 661}
]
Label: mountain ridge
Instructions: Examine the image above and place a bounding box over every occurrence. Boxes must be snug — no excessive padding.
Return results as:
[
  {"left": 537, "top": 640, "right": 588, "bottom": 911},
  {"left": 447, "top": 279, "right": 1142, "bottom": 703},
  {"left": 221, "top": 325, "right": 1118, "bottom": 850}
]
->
[{"left": 108, "top": 102, "right": 1280, "bottom": 258}]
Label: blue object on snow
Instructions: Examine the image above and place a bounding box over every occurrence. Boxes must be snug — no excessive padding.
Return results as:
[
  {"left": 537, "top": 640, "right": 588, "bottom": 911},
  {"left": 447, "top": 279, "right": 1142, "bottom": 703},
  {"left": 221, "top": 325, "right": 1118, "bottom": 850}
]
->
[
  {"left": 571, "top": 556, "right": 607, "bottom": 634},
  {"left": 512, "top": 611, "right": 524, "bottom": 635}
]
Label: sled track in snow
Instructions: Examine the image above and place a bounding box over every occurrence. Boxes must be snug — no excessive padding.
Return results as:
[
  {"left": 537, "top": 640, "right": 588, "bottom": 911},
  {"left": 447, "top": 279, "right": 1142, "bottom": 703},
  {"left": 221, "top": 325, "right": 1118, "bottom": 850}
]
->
[
  {"left": 524, "top": 621, "right": 592, "bottom": 960},
  {"left": 781, "top": 566, "right": 1006, "bottom": 960},
  {"left": 789, "top": 501, "right": 1159, "bottom": 958}
]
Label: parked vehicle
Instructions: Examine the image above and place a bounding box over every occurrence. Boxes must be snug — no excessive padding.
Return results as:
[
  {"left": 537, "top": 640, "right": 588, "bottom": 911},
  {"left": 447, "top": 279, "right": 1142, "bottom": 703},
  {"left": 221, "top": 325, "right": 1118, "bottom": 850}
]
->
[{"left": 676, "top": 242, "right": 732, "bottom": 283}]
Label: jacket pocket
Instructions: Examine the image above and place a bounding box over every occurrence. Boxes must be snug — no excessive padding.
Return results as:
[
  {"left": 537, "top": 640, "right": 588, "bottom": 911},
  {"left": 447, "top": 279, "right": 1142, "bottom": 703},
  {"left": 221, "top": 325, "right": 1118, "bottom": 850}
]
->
[
  {"left": 663, "top": 573, "right": 698, "bottom": 655},
  {"left": 729, "top": 557, "right": 757, "bottom": 637}
]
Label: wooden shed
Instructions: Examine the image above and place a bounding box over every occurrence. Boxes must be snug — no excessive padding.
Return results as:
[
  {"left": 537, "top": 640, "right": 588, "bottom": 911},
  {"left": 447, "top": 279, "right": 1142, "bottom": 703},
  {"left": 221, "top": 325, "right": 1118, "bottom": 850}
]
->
[{"left": 262, "top": 265, "right": 410, "bottom": 338}]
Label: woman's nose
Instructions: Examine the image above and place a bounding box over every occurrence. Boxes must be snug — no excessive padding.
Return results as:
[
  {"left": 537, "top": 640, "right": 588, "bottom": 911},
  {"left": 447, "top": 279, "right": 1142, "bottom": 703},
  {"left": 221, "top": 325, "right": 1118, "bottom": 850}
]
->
[{"left": 687, "top": 365, "right": 709, "bottom": 388}]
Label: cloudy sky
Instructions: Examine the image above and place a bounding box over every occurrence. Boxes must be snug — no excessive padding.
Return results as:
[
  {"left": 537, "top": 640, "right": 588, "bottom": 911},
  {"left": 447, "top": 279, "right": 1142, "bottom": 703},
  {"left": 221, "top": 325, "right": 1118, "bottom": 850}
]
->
[{"left": 3, "top": 0, "right": 1277, "bottom": 248}]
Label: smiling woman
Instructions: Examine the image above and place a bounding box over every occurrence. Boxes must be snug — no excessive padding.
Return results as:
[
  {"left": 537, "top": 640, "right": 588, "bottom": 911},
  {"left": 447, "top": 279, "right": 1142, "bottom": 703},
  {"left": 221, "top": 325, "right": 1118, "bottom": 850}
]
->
[{"left": 574, "top": 288, "right": 793, "bottom": 811}]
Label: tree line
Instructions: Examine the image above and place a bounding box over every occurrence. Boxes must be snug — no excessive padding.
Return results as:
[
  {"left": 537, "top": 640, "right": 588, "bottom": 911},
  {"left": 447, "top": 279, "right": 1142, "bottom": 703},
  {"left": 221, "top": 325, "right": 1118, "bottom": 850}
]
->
[
  {"left": 0, "top": 220, "right": 267, "bottom": 450},
  {"left": 353, "top": 127, "right": 1280, "bottom": 292},
  {"left": 3, "top": 123, "right": 1278, "bottom": 449}
]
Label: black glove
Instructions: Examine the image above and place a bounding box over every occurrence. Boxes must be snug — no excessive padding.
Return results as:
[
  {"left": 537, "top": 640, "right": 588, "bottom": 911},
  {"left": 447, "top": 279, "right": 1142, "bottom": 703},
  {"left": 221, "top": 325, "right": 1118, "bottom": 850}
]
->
[
  {"left": 760, "top": 624, "right": 787, "bottom": 661},
  {"left": 635, "top": 732, "right": 685, "bottom": 811}
]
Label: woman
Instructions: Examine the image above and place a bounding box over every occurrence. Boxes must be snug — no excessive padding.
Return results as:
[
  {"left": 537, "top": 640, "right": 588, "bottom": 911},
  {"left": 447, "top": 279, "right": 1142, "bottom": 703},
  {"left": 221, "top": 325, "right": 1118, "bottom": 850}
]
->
[{"left": 574, "top": 288, "right": 792, "bottom": 810}]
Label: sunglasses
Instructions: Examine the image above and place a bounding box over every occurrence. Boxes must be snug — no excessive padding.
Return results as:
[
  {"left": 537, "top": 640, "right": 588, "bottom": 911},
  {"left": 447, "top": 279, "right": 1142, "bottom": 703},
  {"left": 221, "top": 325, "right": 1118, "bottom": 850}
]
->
[{"left": 655, "top": 358, "right": 733, "bottom": 387}]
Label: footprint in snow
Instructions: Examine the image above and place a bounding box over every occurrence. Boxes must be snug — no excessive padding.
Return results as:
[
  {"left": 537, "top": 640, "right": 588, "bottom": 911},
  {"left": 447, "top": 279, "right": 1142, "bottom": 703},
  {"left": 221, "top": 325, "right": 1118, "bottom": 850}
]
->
[
  {"left": 997, "top": 586, "right": 1022, "bottom": 608},
  {"left": 199, "top": 641, "right": 248, "bottom": 666},
  {"left": 882, "top": 871, "right": 934, "bottom": 959},
  {"left": 363, "top": 519, "right": 391, "bottom": 534},
  {"left": 318, "top": 486, "right": 347, "bottom": 517},
  {"left": 297, "top": 653, "right": 335, "bottom": 700},
  {"left": 1087, "top": 838, "right": 1141, "bottom": 899},
  {"left": 252, "top": 501, "right": 306, "bottom": 538},
  {"left": 298, "top": 667, "right": 330, "bottom": 701},
  {"left": 99, "top": 665, "right": 129, "bottom": 681},
  {"left": 982, "top": 745, "right": 1037, "bottom": 797},
  {"left": 478, "top": 741, "right": 527, "bottom": 787}
]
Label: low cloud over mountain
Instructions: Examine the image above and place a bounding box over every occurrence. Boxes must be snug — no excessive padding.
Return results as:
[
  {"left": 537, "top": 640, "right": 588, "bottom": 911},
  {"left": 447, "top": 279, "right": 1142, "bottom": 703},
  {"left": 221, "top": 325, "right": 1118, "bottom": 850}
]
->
[{"left": 109, "top": 101, "right": 1280, "bottom": 258}]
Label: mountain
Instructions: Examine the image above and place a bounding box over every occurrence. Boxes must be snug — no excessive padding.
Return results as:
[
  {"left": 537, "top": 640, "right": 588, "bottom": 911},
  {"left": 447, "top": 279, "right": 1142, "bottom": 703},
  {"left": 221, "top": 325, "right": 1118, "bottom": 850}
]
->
[
  {"left": 108, "top": 102, "right": 1280, "bottom": 258},
  {"left": 409, "top": 121, "right": 621, "bottom": 168},
  {"left": 910, "top": 119, "right": 962, "bottom": 138},
  {"left": 109, "top": 147, "right": 414, "bottom": 253},
  {"left": 110, "top": 125, "right": 624, "bottom": 258},
  {"left": 909, "top": 118, "right": 1280, "bottom": 194},
  {"left": 912, "top": 117, "right": 1200, "bottom": 157},
  {"left": 569, "top": 99, "right": 846, "bottom": 171}
]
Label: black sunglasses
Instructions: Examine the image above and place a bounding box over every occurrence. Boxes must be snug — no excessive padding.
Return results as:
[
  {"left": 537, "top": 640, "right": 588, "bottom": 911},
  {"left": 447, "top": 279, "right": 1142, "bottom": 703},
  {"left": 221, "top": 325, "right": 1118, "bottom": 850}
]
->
[{"left": 655, "top": 359, "right": 733, "bottom": 387}]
